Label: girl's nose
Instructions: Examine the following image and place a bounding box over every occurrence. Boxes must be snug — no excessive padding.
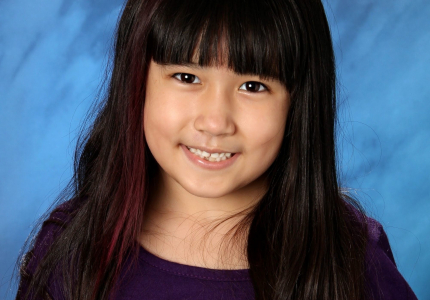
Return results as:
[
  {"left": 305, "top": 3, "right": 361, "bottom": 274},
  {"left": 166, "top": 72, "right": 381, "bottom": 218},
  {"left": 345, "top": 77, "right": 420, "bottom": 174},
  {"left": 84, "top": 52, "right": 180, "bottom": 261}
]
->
[{"left": 193, "top": 87, "right": 236, "bottom": 137}]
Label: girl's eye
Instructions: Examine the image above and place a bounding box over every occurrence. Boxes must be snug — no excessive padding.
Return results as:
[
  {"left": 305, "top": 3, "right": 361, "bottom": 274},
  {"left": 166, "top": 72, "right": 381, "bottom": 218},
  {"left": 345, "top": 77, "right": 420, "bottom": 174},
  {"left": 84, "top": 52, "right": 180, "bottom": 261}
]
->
[
  {"left": 239, "top": 81, "right": 268, "bottom": 92},
  {"left": 173, "top": 73, "right": 201, "bottom": 84}
]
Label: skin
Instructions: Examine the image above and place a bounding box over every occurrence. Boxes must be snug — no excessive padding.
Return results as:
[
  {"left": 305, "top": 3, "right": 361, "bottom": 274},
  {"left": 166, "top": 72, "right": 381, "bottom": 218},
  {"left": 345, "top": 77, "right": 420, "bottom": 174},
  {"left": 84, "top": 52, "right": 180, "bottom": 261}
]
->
[{"left": 140, "top": 59, "right": 290, "bottom": 269}]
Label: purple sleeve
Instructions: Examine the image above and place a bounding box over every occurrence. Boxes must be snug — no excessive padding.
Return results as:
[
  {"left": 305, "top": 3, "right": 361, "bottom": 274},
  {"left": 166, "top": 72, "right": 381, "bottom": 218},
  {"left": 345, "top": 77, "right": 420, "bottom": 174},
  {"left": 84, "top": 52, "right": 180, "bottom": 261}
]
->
[{"left": 365, "top": 220, "right": 418, "bottom": 300}]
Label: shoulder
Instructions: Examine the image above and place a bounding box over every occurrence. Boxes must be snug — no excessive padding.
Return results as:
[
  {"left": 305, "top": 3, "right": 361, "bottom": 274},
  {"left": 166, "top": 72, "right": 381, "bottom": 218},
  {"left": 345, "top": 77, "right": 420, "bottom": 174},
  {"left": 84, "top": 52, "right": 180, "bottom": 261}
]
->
[
  {"left": 365, "top": 216, "right": 396, "bottom": 265},
  {"left": 26, "top": 199, "right": 77, "bottom": 268},
  {"left": 17, "top": 198, "right": 83, "bottom": 299},
  {"left": 364, "top": 217, "right": 417, "bottom": 300},
  {"left": 344, "top": 202, "right": 417, "bottom": 300},
  {"left": 342, "top": 201, "right": 396, "bottom": 258},
  {"left": 28, "top": 197, "right": 82, "bottom": 264},
  {"left": 345, "top": 202, "right": 417, "bottom": 300}
]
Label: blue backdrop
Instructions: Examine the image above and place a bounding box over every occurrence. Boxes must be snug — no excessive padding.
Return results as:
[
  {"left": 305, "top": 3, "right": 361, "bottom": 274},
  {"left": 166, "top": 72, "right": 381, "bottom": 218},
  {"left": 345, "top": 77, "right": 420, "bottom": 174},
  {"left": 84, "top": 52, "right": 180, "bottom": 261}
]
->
[{"left": 1, "top": 0, "right": 429, "bottom": 298}]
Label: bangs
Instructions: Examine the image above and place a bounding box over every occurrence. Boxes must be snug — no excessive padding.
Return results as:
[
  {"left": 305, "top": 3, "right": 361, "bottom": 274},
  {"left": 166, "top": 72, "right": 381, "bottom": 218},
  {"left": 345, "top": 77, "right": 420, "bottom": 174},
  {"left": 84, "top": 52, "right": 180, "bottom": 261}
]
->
[{"left": 148, "top": 0, "right": 301, "bottom": 88}]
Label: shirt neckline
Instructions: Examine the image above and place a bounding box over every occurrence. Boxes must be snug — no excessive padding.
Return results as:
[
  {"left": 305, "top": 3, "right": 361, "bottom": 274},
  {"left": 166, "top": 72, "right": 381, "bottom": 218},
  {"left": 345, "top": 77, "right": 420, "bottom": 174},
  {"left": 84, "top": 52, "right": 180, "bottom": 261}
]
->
[{"left": 138, "top": 245, "right": 251, "bottom": 282}]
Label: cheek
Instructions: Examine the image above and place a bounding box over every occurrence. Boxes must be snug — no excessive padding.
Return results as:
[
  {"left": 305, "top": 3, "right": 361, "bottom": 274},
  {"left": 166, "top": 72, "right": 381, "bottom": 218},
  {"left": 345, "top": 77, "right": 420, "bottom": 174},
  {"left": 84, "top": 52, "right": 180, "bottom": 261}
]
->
[
  {"left": 243, "top": 105, "right": 288, "bottom": 156},
  {"left": 235, "top": 106, "right": 287, "bottom": 186},
  {"left": 144, "top": 92, "right": 191, "bottom": 163},
  {"left": 144, "top": 89, "right": 173, "bottom": 159}
]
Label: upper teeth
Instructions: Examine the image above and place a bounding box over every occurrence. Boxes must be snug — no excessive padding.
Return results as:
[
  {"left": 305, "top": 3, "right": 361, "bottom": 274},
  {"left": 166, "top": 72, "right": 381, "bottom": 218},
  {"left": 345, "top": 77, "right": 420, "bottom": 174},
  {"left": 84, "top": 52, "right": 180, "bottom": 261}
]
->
[{"left": 186, "top": 146, "right": 233, "bottom": 161}]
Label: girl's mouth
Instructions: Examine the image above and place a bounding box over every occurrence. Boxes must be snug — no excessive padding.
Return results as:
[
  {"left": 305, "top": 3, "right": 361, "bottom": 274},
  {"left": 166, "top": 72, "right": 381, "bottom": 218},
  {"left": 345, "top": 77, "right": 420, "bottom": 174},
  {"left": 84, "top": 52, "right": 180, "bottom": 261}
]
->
[{"left": 185, "top": 146, "right": 236, "bottom": 162}]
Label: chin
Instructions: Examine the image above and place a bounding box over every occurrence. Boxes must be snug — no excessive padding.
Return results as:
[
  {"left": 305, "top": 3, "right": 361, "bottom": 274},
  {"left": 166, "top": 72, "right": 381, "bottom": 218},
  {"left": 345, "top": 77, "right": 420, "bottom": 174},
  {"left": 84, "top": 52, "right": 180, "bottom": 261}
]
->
[
  {"left": 178, "top": 179, "right": 236, "bottom": 199},
  {"left": 184, "top": 185, "right": 233, "bottom": 199}
]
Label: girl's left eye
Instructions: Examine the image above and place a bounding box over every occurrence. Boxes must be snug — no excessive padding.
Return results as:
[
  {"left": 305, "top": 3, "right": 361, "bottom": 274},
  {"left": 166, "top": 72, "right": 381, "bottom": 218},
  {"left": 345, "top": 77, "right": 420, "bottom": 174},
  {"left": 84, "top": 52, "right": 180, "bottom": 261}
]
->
[
  {"left": 239, "top": 81, "right": 268, "bottom": 92},
  {"left": 173, "top": 73, "right": 201, "bottom": 84}
]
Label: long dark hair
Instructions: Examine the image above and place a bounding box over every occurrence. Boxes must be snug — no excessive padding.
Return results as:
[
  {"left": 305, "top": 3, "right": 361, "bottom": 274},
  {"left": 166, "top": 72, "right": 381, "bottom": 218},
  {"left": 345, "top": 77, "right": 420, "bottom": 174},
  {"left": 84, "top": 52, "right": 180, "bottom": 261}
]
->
[{"left": 17, "top": 0, "right": 367, "bottom": 299}]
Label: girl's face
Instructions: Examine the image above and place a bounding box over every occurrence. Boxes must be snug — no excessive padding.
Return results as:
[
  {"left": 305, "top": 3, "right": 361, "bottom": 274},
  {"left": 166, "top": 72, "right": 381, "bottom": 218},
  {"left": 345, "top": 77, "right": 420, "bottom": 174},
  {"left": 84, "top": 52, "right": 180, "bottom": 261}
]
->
[{"left": 144, "top": 59, "right": 290, "bottom": 203}]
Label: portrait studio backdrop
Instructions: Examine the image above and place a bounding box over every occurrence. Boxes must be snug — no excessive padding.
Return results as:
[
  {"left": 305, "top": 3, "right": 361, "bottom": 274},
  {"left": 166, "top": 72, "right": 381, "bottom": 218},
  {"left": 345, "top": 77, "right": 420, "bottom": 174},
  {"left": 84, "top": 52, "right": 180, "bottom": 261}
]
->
[{"left": 0, "top": 0, "right": 429, "bottom": 299}]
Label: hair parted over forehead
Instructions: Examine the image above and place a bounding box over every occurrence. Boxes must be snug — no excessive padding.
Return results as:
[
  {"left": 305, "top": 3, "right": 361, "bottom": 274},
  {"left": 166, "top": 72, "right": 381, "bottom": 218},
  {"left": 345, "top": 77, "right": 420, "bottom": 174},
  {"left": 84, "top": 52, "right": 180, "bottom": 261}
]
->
[{"left": 146, "top": 0, "right": 321, "bottom": 92}]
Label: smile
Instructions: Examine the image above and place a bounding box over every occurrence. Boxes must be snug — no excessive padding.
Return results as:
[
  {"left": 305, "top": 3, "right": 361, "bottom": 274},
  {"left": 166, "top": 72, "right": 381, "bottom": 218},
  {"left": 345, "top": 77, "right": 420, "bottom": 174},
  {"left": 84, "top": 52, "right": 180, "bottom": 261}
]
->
[
  {"left": 181, "top": 144, "right": 239, "bottom": 170},
  {"left": 185, "top": 146, "right": 235, "bottom": 162}
]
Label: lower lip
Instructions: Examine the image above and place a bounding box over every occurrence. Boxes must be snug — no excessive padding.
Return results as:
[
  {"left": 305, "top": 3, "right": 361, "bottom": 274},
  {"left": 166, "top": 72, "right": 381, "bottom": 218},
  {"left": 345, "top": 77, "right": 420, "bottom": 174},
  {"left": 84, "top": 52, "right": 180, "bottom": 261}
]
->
[{"left": 181, "top": 144, "right": 240, "bottom": 170}]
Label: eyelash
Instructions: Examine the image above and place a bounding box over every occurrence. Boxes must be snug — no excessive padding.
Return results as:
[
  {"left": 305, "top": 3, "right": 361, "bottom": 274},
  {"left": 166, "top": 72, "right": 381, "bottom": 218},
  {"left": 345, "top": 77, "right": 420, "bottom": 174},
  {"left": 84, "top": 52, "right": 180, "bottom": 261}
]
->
[{"left": 172, "top": 73, "right": 268, "bottom": 93}]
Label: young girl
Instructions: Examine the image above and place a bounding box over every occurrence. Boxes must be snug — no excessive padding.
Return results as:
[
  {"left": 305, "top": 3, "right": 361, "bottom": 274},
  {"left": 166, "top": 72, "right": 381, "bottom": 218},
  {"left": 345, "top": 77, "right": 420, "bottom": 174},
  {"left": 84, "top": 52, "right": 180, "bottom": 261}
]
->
[{"left": 16, "top": 0, "right": 418, "bottom": 299}]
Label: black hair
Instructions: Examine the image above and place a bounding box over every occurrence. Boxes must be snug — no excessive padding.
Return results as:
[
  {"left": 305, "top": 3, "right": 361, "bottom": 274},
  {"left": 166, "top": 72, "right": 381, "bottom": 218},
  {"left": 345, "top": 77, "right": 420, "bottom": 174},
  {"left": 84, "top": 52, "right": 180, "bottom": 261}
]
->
[{"left": 16, "top": 0, "right": 367, "bottom": 299}]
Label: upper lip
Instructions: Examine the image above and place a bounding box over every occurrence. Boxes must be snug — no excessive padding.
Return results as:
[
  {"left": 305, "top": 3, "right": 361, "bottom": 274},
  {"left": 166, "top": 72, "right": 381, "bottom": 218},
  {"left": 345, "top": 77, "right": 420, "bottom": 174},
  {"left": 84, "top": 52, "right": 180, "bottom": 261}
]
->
[{"left": 183, "top": 144, "right": 236, "bottom": 154}]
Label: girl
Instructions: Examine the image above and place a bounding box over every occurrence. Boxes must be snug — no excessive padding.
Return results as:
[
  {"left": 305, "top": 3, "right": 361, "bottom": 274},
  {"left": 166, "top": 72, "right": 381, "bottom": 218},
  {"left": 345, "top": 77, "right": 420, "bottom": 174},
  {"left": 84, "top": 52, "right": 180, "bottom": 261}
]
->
[{"left": 16, "top": 0, "right": 418, "bottom": 299}]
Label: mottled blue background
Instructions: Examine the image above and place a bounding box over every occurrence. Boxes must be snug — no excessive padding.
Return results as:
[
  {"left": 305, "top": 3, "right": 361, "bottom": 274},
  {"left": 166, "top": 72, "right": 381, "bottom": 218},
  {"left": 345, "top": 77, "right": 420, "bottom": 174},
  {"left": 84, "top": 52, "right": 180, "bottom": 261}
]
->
[{"left": 0, "top": 0, "right": 429, "bottom": 299}]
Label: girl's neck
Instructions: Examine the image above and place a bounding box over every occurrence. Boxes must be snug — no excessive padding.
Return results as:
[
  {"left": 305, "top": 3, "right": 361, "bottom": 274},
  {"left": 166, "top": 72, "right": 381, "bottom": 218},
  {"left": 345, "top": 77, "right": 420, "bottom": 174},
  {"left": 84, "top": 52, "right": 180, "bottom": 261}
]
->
[
  {"left": 138, "top": 170, "right": 265, "bottom": 269},
  {"left": 139, "top": 206, "right": 251, "bottom": 269}
]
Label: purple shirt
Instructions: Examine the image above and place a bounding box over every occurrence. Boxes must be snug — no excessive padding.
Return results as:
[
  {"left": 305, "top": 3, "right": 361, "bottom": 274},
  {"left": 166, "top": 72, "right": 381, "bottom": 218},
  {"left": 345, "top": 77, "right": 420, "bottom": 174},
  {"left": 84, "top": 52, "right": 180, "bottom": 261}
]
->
[
  {"left": 19, "top": 203, "right": 418, "bottom": 300},
  {"left": 111, "top": 246, "right": 254, "bottom": 299}
]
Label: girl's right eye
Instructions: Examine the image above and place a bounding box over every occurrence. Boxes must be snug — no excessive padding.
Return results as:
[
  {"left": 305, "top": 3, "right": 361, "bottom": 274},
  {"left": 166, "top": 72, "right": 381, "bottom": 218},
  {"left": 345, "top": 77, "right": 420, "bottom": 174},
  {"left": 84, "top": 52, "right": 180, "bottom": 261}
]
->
[{"left": 173, "top": 73, "right": 201, "bottom": 84}]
